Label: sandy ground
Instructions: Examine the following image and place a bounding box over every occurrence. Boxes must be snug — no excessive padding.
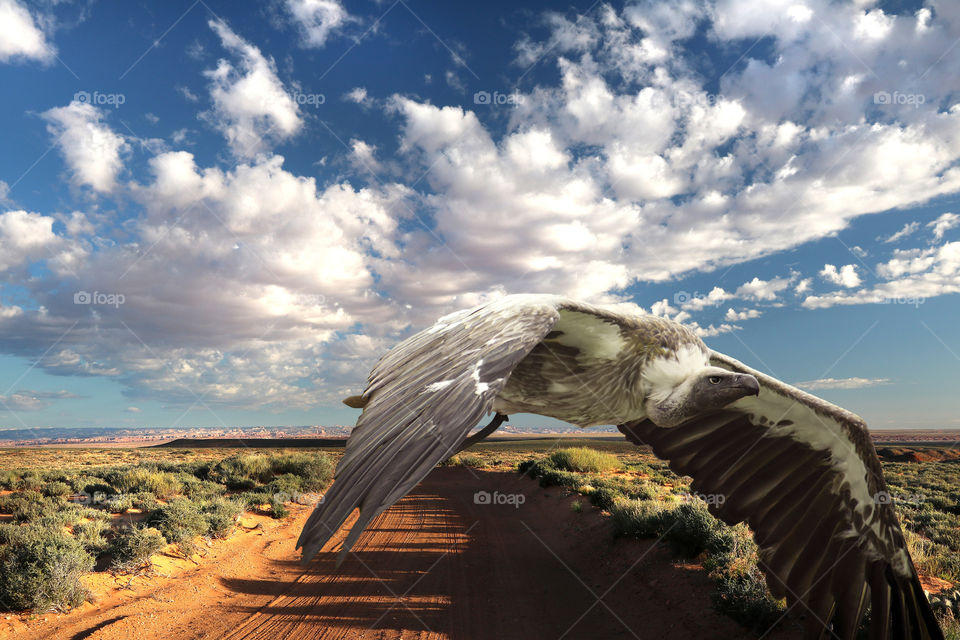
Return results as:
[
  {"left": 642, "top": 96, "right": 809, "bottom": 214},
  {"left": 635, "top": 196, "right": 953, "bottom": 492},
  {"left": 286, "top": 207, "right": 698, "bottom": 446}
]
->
[{"left": 1, "top": 468, "right": 801, "bottom": 640}]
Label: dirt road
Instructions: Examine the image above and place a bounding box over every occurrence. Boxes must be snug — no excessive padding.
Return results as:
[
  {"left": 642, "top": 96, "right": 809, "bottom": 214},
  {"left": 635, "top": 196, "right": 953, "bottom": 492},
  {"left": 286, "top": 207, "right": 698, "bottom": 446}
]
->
[{"left": 8, "top": 468, "right": 799, "bottom": 639}]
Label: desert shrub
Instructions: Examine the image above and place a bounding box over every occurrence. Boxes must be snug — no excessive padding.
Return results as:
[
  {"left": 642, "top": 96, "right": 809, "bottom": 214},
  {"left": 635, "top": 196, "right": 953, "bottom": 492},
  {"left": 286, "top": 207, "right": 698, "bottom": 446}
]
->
[
  {"left": 209, "top": 454, "right": 273, "bottom": 489},
  {"left": 74, "top": 518, "right": 109, "bottom": 553},
  {"left": 200, "top": 497, "right": 243, "bottom": 538},
  {"left": 518, "top": 459, "right": 584, "bottom": 489},
  {"left": 17, "top": 471, "right": 46, "bottom": 492},
  {"left": 179, "top": 477, "right": 226, "bottom": 500},
  {"left": 42, "top": 481, "right": 73, "bottom": 498},
  {"left": 0, "top": 490, "right": 51, "bottom": 523},
  {"left": 704, "top": 525, "right": 784, "bottom": 633},
  {"left": 661, "top": 501, "right": 727, "bottom": 556},
  {"left": 110, "top": 526, "right": 167, "bottom": 572},
  {"left": 131, "top": 492, "right": 159, "bottom": 511},
  {"left": 268, "top": 452, "right": 334, "bottom": 491},
  {"left": 0, "top": 525, "right": 94, "bottom": 612},
  {"left": 68, "top": 475, "right": 112, "bottom": 495},
  {"left": 548, "top": 447, "right": 621, "bottom": 473},
  {"left": 105, "top": 494, "right": 135, "bottom": 513},
  {"left": 236, "top": 491, "right": 273, "bottom": 510},
  {"left": 0, "top": 469, "right": 20, "bottom": 489},
  {"left": 266, "top": 473, "right": 305, "bottom": 499},
  {"left": 571, "top": 500, "right": 583, "bottom": 513},
  {"left": 108, "top": 468, "right": 182, "bottom": 499},
  {"left": 147, "top": 499, "right": 207, "bottom": 546},
  {"left": 589, "top": 485, "right": 621, "bottom": 511},
  {"left": 269, "top": 496, "right": 290, "bottom": 519},
  {"left": 610, "top": 498, "right": 667, "bottom": 538}
]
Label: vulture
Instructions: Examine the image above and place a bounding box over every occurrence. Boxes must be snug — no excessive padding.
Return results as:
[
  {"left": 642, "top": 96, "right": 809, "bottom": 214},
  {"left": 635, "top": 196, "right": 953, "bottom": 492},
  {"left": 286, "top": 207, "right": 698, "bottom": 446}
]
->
[{"left": 297, "top": 294, "right": 943, "bottom": 640}]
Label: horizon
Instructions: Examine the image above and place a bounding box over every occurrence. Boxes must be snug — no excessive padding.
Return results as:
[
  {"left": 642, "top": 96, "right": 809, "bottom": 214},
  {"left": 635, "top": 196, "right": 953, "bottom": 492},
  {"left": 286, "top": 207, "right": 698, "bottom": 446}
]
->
[{"left": 2, "top": 1, "right": 960, "bottom": 433}]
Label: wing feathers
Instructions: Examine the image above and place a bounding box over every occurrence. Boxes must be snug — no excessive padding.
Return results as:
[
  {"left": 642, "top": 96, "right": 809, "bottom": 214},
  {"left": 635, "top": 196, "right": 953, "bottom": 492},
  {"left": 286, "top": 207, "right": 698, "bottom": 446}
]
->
[
  {"left": 618, "top": 348, "right": 944, "bottom": 639},
  {"left": 297, "top": 297, "right": 561, "bottom": 565}
]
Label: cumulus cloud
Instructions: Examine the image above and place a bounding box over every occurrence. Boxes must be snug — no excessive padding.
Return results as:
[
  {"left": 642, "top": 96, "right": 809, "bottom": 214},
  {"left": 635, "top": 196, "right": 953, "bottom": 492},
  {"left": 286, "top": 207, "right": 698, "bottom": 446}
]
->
[
  {"left": 820, "top": 264, "right": 861, "bottom": 288},
  {"left": 0, "top": 210, "right": 60, "bottom": 272},
  {"left": 928, "top": 212, "right": 959, "bottom": 241},
  {"left": 343, "top": 87, "right": 371, "bottom": 106},
  {"left": 0, "top": 389, "right": 81, "bottom": 412},
  {"left": 804, "top": 240, "right": 960, "bottom": 308},
  {"left": 283, "top": 0, "right": 353, "bottom": 48},
  {"left": 0, "top": 0, "right": 55, "bottom": 64},
  {"left": 42, "top": 101, "right": 129, "bottom": 193},
  {"left": 794, "top": 377, "right": 891, "bottom": 390},
  {"left": 884, "top": 221, "right": 919, "bottom": 244},
  {"left": 203, "top": 19, "right": 302, "bottom": 158},
  {"left": 725, "top": 307, "right": 761, "bottom": 321}
]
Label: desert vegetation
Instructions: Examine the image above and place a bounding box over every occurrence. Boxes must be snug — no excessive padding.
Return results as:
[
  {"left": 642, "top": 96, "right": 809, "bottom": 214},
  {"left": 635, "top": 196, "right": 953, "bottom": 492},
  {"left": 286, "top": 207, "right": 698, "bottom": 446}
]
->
[
  {"left": 514, "top": 444, "right": 960, "bottom": 637},
  {"left": 0, "top": 450, "right": 335, "bottom": 614}
]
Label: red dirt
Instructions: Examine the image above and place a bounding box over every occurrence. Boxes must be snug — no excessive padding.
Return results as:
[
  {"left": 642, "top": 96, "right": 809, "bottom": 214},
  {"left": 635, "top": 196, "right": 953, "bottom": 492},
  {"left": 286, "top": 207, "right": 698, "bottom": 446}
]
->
[{"left": 2, "top": 468, "right": 801, "bottom": 639}]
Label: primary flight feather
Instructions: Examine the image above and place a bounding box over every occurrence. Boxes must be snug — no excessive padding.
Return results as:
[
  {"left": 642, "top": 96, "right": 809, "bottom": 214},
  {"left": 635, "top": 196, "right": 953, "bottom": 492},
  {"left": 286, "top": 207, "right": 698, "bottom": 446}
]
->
[{"left": 297, "top": 294, "right": 942, "bottom": 640}]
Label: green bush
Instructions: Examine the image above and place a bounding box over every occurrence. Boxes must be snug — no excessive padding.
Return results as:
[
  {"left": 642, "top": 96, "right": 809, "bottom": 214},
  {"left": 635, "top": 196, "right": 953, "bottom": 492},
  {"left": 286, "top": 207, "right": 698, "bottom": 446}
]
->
[
  {"left": 610, "top": 498, "right": 667, "bottom": 538},
  {"left": 74, "top": 518, "right": 109, "bottom": 553},
  {"left": 269, "top": 496, "right": 290, "bottom": 519},
  {"left": 268, "top": 452, "right": 334, "bottom": 491},
  {"left": 0, "top": 525, "right": 94, "bottom": 612},
  {"left": 42, "top": 481, "right": 73, "bottom": 498},
  {"left": 589, "top": 485, "right": 621, "bottom": 511},
  {"left": 147, "top": 499, "right": 208, "bottom": 546},
  {"left": 110, "top": 526, "right": 167, "bottom": 572},
  {"left": 107, "top": 468, "right": 182, "bottom": 499},
  {"left": 200, "top": 498, "right": 243, "bottom": 538},
  {"left": 548, "top": 447, "right": 621, "bottom": 473},
  {"left": 0, "top": 490, "right": 52, "bottom": 523}
]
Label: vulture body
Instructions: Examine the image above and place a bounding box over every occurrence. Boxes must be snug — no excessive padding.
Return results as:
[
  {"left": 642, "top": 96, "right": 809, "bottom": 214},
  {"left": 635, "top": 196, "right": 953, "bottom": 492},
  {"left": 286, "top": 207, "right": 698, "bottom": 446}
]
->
[{"left": 298, "top": 294, "right": 943, "bottom": 640}]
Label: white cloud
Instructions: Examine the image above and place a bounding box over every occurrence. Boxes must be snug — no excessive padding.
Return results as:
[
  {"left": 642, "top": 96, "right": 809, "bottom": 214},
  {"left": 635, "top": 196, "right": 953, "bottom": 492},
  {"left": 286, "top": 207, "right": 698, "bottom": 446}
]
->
[
  {"left": 0, "top": 0, "right": 55, "bottom": 64},
  {"left": 725, "top": 307, "right": 761, "bottom": 321},
  {"left": 343, "top": 87, "right": 370, "bottom": 106},
  {"left": 284, "top": 0, "right": 353, "bottom": 48},
  {"left": 0, "top": 210, "right": 60, "bottom": 272},
  {"left": 0, "top": 389, "right": 81, "bottom": 411},
  {"left": 679, "top": 286, "right": 731, "bottom": 311},
  {"left": 884, "top": 221, "right": 919, "bottom": 243},
  {"left": 177, "top": 85, "right": 199, "bottom": 103},
  {"left": 794, "top": 377, "right": 891, "bottom": 390},
  {"left": 125, "top": 406, "right": 141, "bottom": 413},
  {"left": 735, "top": 276, "right": 793, "bottom": 300},
  {"left": 795, "top": 277, "right": 812, "bottom": 294},
  {"left": 0, "top": 179, "right": 9, "bottom": 204},
  {"left": 928, "top": 212, "right": 959, "bottom": 240},
  {"left": 820, "top": 263, "right": 861, "bottom": 288},
  {"left": 349, "top": 139, "right": 382, "bottom": 174},
  {"left": 804, "top": 240, "right": 960, "bottom": 308},
  {"left": 203, "top": 20, "right": 302, "bottom": 158},
  {"left": 42, "top": 101, "right": 129, "bottom": 193}
]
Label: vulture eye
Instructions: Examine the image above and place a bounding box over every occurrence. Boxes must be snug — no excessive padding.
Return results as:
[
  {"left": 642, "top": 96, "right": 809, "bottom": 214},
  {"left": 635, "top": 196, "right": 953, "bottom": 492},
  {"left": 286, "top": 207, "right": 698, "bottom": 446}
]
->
[{"left": 708, "top": 375, "right": 723, "bottom": 385}]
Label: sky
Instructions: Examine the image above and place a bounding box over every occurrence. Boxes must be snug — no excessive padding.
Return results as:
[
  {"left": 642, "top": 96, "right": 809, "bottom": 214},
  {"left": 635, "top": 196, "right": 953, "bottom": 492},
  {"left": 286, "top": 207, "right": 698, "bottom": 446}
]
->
[{"left": 1, "top": 0, "right": 960, "bottom": 432}]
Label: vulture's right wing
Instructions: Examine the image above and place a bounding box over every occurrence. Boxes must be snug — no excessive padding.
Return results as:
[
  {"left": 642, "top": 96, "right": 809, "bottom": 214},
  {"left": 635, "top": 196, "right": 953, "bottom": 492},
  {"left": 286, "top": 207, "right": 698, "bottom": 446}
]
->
[{"left": 619, "top": 351, "right": 942, "bottom": 640}]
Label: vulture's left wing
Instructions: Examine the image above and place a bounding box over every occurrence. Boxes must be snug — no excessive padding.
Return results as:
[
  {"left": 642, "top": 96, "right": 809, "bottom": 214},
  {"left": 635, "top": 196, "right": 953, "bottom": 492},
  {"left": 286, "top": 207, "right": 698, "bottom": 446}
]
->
[
  {"left": 297, "top": 296, "right": 562, "bottom": 565},
  {"left": 619, "top": 351, "right": 942, "bottom": 640}
]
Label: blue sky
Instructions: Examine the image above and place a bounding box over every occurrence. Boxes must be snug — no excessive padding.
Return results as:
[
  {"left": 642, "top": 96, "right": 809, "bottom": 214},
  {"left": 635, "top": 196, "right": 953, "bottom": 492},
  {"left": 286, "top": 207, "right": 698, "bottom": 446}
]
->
[{"left": 1, "top": 0, "right": 960, "bottom": 432}]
